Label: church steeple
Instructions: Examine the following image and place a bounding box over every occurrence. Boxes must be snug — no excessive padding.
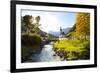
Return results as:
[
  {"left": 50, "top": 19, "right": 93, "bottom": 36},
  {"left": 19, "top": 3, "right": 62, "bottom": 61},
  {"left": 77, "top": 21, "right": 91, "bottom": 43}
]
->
[
  {"left": 60, "top": 26, "right": 62, "bottom": 35},
  {"left": 59, "top": 26, "right": 65, "bottom": 38},
  {"left": 59, "top": 26, "right": 66, "bottom": 40}
]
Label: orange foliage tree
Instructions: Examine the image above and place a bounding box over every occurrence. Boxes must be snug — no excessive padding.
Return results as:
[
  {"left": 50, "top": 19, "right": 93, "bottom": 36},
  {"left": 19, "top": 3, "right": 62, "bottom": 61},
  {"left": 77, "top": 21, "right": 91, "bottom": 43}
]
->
[{"left": 75, "top": 13, "right": 90, "bottom": 40}]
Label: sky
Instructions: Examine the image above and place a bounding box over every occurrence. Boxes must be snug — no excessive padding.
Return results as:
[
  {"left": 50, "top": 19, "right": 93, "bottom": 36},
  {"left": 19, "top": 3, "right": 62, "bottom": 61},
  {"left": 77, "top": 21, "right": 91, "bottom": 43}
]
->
[{"left": 22, "top": 10, "right": 77, "bottom": 33}]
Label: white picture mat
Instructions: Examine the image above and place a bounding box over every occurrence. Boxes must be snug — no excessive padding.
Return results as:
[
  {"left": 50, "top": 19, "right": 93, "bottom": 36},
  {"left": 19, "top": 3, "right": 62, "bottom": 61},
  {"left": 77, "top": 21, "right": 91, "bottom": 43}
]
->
[{"left": 16, "top": 4, "right": 95, "bottom": 69}]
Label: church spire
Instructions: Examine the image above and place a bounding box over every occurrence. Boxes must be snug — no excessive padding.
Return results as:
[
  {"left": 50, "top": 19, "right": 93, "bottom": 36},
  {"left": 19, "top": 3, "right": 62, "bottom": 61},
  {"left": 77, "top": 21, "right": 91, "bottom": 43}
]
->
[
  {"left": 60, "top": 26, "right": 63, "bottom": 35},
  {"left": 60, "top": 26, "right": 62, "bottom": 32},
  {"left": 59, "top": 26, "right": 66, "bottom": 39}
]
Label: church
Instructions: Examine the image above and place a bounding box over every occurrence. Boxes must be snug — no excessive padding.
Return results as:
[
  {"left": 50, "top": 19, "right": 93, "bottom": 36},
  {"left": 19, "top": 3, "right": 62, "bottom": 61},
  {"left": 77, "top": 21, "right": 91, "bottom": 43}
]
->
[{"left": 59, "top": 27, "right": 67, "bottom": 40}]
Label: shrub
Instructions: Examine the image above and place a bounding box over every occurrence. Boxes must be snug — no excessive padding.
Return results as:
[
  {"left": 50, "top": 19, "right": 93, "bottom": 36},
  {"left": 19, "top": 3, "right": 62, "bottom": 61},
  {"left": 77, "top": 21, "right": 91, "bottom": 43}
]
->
[
  {"left": 21, "top": 34, "right": 42, "bottom": 46},
  {"left": 21, "top": 34, "right": 44, "bottom": 62}
]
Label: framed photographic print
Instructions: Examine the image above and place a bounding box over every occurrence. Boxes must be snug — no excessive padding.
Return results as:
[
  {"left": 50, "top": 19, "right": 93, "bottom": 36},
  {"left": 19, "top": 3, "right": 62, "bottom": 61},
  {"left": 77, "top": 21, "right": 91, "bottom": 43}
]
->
[{"left": 11, "top": 0, "right": 97, "bottom": 72}]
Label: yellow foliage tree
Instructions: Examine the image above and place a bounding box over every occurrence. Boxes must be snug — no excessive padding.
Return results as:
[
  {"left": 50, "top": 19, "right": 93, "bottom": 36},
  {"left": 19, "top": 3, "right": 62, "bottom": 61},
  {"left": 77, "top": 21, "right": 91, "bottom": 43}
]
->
[{"left": 75, "top": 12, "right": 90, "bottom": 40}]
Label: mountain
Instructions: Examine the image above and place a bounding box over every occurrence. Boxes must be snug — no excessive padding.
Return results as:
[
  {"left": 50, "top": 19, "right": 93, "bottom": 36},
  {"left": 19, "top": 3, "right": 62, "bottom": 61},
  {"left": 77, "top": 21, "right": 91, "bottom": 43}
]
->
[
  {"left": 62, "top": 28, "right": 71, "bottom": 34},
  {"left": 48, "top": 31, "right": 60, "bottom": 37},
  {"left": 48, "top": 28, "right": 71, "bottom": 37},
  {"left": 39, "top": 29, "right": 57, "bottom": 38},
  {"left": 68, "top": 24, "right": 76, "bottom": 33},
  {"left": 38, "top": 29, "right": 46, "bottom": 37}
]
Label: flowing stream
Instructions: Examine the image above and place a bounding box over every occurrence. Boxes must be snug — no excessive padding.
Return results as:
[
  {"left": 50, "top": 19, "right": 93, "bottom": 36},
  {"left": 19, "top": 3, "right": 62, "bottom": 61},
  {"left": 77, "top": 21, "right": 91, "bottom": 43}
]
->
[{"left": 29, "top": 42, "right": 61, "bottom": 62}]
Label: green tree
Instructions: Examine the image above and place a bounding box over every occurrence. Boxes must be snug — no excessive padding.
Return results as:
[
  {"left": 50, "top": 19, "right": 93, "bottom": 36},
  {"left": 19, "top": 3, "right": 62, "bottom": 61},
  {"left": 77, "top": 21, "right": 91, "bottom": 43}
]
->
[
  {"left": 34, "top": 16, "right": 41, "bottom": 31},
  {"left": 22, "top": 15, "right": 41, "bottom": 34}
]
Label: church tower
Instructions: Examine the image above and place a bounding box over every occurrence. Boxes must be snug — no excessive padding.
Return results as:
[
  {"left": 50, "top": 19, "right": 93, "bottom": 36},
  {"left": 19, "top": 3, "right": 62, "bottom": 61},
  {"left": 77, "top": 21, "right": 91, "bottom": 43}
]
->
[
  {"left": 60, "top": 27, "right": 63, "bottom": 35},
  {"left": 59, "top": 26, "right": 65, "bottom": 38}
]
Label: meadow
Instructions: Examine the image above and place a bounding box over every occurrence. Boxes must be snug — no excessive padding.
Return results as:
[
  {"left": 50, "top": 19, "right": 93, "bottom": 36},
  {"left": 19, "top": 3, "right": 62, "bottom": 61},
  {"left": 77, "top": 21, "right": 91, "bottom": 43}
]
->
[{"left": 53, "top": 40, "right": 90, "bottom": 60}]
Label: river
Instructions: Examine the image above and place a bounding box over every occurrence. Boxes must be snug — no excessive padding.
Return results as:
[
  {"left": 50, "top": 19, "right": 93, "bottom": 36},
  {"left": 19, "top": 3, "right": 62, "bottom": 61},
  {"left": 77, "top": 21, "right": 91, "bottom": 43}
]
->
[{"left": 28, "top": 42, "right": 61, "bottom": 62}]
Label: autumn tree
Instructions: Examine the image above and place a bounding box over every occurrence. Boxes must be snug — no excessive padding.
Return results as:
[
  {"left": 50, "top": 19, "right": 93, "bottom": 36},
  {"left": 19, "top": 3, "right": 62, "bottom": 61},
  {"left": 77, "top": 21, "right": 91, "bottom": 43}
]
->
[{"left": 75, "top": 13, "right": 90, "bottom": 40}]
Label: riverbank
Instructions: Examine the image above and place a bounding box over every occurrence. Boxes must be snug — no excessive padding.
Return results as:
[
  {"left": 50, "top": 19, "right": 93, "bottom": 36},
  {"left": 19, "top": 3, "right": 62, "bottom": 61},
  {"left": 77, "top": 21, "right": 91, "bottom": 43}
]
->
[
  {"left": 21, "top": 45, "right": 44, "bottom": 62},
  {"left": 53, "top": 40, "right": 90, "bottom": 61},
  {"left": 21, "top": 34, "right": 44, "bottom": 62}
]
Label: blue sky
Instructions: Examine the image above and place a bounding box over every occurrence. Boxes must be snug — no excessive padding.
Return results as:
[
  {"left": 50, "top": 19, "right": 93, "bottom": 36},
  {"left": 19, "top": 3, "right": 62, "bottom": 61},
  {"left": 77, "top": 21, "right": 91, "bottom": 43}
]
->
[
  {"left": 52, "top": 12, "right": 77, "bottom": 28},
  {"left": 22, "top": 10, "right": 77, "bottom": 32}
]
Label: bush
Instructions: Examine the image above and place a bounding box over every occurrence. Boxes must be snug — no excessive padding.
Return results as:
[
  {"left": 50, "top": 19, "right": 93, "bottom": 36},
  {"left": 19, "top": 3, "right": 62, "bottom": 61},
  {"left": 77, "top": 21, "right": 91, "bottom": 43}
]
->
[
  {"left": 21, "top": 46, "right": 34, "bottom": 57},
  {"left": 21, "top": 34, "right": 44, "bottom": 62},
  {"left": 21, "top": 34, "right": 42, "bottom": 46}
]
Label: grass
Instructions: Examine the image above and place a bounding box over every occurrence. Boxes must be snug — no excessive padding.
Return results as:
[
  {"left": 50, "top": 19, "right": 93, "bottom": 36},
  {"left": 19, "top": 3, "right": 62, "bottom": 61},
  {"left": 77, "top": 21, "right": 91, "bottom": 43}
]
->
[{"left": 53, "top": 40, "right": 90, "bottom": 60}]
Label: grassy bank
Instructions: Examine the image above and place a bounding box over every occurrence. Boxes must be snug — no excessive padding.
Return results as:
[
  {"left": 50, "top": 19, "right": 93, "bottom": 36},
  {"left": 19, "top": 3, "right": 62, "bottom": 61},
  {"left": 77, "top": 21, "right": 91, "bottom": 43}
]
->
[{"left": 53, "top": 40, "right": 90, "bottom": 60}]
